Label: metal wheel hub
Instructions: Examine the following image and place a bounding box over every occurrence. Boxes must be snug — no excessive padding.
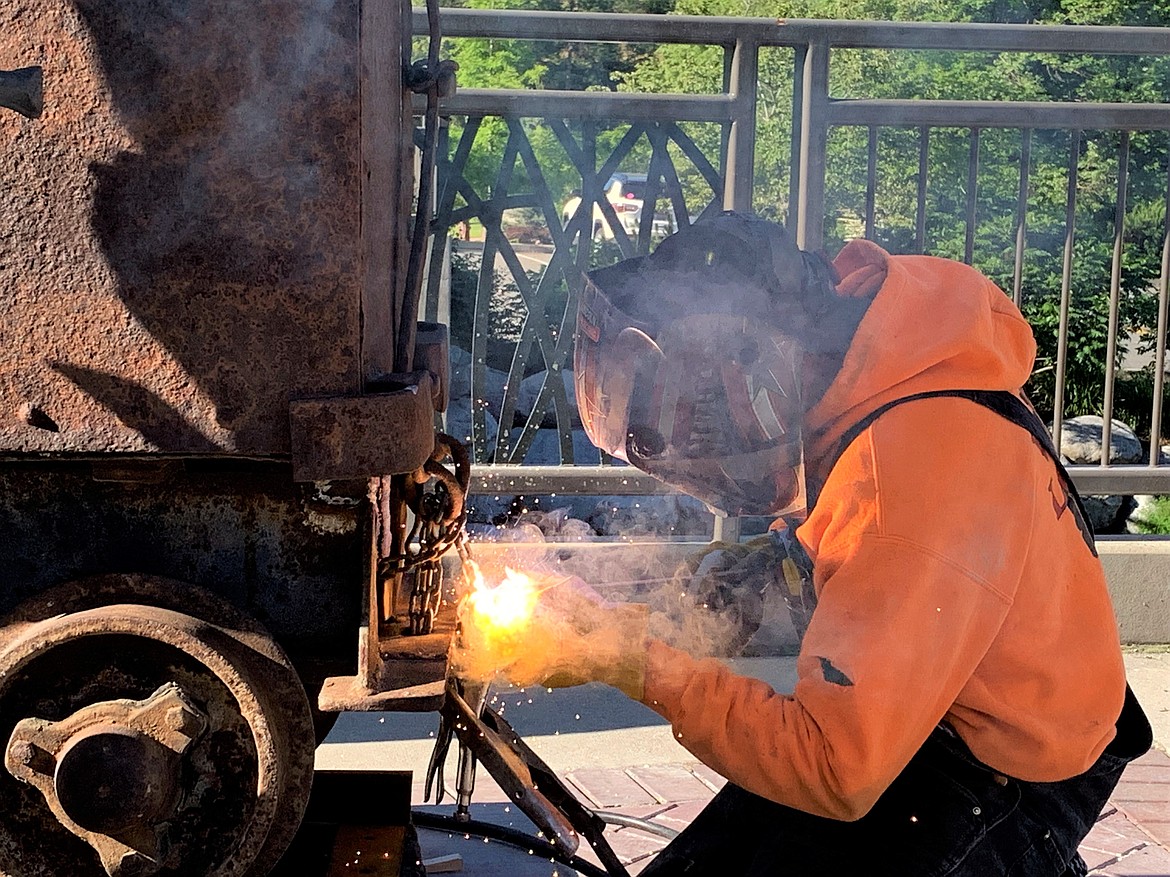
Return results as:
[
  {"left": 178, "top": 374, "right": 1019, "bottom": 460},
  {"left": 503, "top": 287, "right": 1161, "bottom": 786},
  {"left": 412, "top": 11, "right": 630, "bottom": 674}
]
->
[
  {"left": 6, "top": 684, "right": 208, "bottom": 874},
  {"left": 0, "top": 576, "right": 316, "bottom": 877}
]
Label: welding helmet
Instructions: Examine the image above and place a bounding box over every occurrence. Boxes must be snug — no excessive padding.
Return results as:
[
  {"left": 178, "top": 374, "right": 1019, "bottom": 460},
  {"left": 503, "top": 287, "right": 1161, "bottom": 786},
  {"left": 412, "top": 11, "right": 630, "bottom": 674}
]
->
[{"left": 575, "top": 213, "right": 841, "bottom": 517}]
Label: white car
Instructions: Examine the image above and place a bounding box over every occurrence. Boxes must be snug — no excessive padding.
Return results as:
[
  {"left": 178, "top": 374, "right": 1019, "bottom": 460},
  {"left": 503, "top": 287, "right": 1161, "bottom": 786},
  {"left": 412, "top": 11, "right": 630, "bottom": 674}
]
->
[{"left": 562, "top": 173, "right": 676, "bottom": 241}]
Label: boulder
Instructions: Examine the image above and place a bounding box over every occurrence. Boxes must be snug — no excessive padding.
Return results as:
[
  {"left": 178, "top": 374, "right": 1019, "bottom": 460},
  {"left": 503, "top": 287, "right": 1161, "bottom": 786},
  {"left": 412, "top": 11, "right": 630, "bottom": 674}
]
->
[
  {"left": 588, "top": 495, "right": 713, "bottom": 540},
  {"left": 443, "top": 403, "right": 498, "bottom": 452},
  {"left": 1081, "top": 494, "right": 1127, "bottom": 533},
  {"left": 1058, "top": 415, "right": 1143, "bottom": 464},
  {"left": 448, "top": 345, "right": 509, "bottom": 421},
  {"left": 514, "top": 427, "right": 601, "bottom": 466},
  {"left": 517, "top": 369, "right": 579, "bottom": 425},
  {"left": 1058, "top": 416, "right": 1143, "bottom": 533},
  {"left": 514, "top": 507, "right": 598, "bottom": 542},
  {"left": 1126, "top": 494, "right": 1159, "bottom": 534}
]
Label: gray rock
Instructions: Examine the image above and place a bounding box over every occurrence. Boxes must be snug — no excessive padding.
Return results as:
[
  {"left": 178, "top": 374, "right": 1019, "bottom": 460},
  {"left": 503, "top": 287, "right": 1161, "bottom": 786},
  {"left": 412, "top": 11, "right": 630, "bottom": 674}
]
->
[
  {"left": 513, "top": 428, "right": 601, "bottom": 466},
  {"left": 1081, "top": 493, "right": 1125, "bottom": 533},
  {"left": 588, "top": 495, "right": 713, "bottom": 540},
  {"left": 517, "top": 369, "right": 579, "bottom": 424},
  {"left": 449, "top": 345, "right": 509, "bottom": 420},
  {"left": 1126, "top": 494, "right": 1168, "bottom": 535},
  {"left": 514, "top": 507, "right": 598, "bottom": 542},
  {"left": 444, "top": 403, "right": 498, "bottom": 451},
  {"left": 1059, "top": 415, "right": 1143, "bottom": 464},
  {"left": 1058, "top": 416, "right": 1143, "bottom": 533}
]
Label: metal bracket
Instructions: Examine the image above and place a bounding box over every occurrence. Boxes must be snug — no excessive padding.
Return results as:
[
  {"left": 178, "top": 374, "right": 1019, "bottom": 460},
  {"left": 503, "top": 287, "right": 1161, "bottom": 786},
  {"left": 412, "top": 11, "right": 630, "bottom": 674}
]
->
[
  {"left": 430, "top": 679, "right": 630, "bottom": 876},
  {"left": 289, "top": 372, "right": 436, "bottom": 481}
]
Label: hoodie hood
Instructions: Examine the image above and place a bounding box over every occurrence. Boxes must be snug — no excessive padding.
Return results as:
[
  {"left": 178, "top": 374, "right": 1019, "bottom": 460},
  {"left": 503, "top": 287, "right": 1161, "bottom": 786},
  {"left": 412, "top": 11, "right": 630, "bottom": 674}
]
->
[{"left": 804, "top": 239, "right": 1037, "bottom": 479}]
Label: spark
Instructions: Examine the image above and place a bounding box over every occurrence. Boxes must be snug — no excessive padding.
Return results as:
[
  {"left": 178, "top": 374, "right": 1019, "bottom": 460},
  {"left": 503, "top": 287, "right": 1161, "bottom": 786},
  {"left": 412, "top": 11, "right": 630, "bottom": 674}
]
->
[{"left": 465, "top": 562, "right": 541, "bottom": 635}]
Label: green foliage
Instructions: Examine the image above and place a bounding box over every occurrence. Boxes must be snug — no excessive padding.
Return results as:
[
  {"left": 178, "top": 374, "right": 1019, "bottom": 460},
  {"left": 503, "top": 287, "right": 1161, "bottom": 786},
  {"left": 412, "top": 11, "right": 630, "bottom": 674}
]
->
[{"left": 1129, "top": 495, "right": 1170, "bottom": 535}]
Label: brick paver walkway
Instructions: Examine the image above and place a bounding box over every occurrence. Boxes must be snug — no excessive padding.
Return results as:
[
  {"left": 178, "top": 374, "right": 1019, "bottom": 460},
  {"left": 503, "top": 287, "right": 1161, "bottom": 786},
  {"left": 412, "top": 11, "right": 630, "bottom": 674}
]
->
[{"left": 414, "top": 747, "right": 1170, "bottom": 875}]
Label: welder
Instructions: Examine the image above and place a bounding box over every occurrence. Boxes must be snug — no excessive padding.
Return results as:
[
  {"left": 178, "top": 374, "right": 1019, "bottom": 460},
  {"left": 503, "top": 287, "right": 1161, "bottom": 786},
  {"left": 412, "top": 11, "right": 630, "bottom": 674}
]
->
[{"left": 455, "top": 212, "right": 1152, "bottom": 876}]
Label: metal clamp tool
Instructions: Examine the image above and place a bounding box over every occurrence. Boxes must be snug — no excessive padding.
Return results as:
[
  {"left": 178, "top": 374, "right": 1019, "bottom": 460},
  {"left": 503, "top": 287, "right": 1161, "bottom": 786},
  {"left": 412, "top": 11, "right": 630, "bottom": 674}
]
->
[{"left": 425, "top": 678, "right": 629, "bottom": 876}]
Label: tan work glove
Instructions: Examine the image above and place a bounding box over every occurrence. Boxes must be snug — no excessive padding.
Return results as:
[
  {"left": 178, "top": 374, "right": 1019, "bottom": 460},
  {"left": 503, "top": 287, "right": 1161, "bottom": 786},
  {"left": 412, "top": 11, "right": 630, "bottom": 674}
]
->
[
  {"left": 673, "top": 535, "right": 774, "bottom": 655},
  {"left": 453, "top": 575, "right": 649, "bottom": 700}
]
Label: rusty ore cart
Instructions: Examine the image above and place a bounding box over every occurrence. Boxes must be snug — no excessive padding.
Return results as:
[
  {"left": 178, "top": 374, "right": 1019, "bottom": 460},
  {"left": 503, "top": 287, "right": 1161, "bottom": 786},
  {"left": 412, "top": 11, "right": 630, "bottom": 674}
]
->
[{"left": 0, "top": 1, "right": 467, "bottom": 873}]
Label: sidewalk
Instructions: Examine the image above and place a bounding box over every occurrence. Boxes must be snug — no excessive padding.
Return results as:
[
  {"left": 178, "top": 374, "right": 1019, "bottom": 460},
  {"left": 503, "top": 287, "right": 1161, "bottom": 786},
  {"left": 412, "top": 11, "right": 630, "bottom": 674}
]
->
[{"left": 318, "top": 650, "right": 1170, "bottom": 876}]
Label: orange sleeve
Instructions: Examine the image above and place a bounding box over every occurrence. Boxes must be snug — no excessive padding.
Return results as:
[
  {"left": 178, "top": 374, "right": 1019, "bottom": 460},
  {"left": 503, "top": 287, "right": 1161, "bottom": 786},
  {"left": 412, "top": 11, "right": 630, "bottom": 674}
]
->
[
  {"left": 643, "top": 537, "right": 1013, "bottom": 820},
  {"left": 642, "top": 402, "right": 1027, "bottom": 820}
]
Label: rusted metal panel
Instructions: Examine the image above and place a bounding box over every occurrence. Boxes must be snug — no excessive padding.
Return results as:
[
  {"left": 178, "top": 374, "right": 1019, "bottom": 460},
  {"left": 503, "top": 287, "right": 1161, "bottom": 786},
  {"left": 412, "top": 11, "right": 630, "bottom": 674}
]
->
[
  {"left": 0, "top": 461, "right": 364, "bottom": 658},
  {"left": 289, "top": 372, "right": 437, "bottom": 481},
  {"left": 0, "top": 0, "right": 367, "bottom": 455},
  {"left": 362, "top": 0, "right": 413, "bottom": 386}
]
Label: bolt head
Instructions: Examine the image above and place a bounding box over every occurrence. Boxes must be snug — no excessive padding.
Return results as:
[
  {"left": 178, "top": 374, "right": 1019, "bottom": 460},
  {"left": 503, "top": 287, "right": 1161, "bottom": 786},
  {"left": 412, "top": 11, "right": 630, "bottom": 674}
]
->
[{"left": 164, "top": 706, "right": 187, "bottom": 732}]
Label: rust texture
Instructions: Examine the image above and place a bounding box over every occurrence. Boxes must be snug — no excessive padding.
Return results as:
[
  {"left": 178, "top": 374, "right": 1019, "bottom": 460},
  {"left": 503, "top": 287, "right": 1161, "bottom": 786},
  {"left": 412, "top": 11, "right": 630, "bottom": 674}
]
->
[
  {"left": 0, "top": 576, "right": 317, "bottom": 876},
  {"left": 0, "top": 0, "right": 363, "bottom": 455},
  {"left": 0, "top": 461, "right": 363, "bottom": 659},
  {"left": 290, "top": 372, "right": 437, "bottom": 481}
]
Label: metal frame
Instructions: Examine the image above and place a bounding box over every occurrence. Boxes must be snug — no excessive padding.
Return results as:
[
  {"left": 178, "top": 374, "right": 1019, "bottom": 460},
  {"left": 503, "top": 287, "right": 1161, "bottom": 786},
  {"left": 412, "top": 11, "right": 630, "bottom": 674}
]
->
[{"left": 415, "top": 9, "right": 1170, "bottom": 502}]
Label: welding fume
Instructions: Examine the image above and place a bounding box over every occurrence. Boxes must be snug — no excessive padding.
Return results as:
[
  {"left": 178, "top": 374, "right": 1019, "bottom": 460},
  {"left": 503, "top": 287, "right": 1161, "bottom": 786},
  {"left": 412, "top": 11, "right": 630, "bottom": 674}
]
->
[{"left": 453, "top": 212, "right": 1153, "bottom": 876}]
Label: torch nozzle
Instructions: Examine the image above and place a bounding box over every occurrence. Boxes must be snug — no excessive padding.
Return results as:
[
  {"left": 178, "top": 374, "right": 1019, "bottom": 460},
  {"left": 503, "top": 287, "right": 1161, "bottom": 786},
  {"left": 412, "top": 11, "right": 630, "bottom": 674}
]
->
[{"left": 0, "top": 67, "right": 42, "bottom": 119}]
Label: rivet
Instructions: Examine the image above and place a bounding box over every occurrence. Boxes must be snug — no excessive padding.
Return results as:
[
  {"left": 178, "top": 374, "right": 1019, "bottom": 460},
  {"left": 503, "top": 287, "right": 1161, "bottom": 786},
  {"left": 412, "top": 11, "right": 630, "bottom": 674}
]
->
[{"left": 972, "top": 806, "right": 982, "bottom": 816}]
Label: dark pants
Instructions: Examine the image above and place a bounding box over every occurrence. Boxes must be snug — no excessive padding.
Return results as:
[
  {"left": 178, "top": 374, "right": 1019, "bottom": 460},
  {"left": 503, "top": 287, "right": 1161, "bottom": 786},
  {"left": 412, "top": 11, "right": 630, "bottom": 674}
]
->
[{"left": 641, "top": 689, "right": 1151, "bottom": 877}]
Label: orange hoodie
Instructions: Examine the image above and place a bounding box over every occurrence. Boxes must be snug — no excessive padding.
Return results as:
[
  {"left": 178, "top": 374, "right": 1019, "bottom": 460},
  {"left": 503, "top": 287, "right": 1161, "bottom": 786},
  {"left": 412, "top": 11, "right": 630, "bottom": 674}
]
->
[{"left": 642, "top": 239, "right": 1127, "bottom": 821}]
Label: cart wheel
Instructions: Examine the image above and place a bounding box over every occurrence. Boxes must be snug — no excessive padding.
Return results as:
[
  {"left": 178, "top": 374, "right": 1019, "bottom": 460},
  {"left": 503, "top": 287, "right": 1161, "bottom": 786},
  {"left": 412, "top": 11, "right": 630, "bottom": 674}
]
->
[{"left": 0, "top": 575, "right": 315, "bottom": 877}]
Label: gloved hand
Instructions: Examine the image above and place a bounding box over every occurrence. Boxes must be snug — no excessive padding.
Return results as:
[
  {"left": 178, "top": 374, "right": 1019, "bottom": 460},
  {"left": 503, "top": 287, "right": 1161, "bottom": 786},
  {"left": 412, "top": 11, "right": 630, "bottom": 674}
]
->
[
  {"left": 452, "top": 575, "right": 649, "bottom": 700},
  {"left": 676, "top": 535, "right": 778, "bottom": 655}
]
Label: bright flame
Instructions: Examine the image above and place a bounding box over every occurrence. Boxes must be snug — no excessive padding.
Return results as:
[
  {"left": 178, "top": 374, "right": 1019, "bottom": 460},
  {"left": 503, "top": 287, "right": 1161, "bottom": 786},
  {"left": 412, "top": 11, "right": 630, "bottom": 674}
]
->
[{"left": 465, "top": 563, "right": 539, "bottom": 636}]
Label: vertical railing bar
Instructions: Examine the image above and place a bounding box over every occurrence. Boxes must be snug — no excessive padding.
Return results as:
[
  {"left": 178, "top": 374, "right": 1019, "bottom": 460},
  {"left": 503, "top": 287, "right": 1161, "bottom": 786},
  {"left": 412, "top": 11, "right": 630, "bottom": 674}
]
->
[
  {"left": 720, "top": 43, "right": 734, "bottom": 200},
  {"left": 788, "top": 45, "right": 807, "bottom": 231},
  {"left": 641, "top": 124, "right": 668, "bottom": 253},
  {"left": 1101, "top": 131, "right": 1130, "bottom": 467},
  {"left": 865, "top": 125, "right": 878, "bottom": 240},
  {"left": 1150, "top": 151, "right": 1170, "bottom": 465},
  {"left": 1053, "top": 129, "right": 1081, "bottom": 452},
  {"left": 725, "top": 36, "right": 759, "bottom": 212},
  {"left": 424, "top": 120, "right": 454, "bottom": 324},
  {"left": 964, "top": 127, "right": 980, "bottom": 265},
  {"left": 1012, "top": 128, "right": 1032, "bottom": 308},
  {"left": 916, "top": 126, "right": 929, "bottom": 254},
  {"left": 796, "top": 40, "right": 830, "bottom": 250}
]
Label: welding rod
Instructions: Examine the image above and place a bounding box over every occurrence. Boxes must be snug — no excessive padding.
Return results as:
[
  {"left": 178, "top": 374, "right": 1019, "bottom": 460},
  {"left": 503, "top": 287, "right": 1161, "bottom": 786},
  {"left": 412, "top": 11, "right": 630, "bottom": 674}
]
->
[{"left": 0, "top": 67, "right": 42, "bottom": 119}]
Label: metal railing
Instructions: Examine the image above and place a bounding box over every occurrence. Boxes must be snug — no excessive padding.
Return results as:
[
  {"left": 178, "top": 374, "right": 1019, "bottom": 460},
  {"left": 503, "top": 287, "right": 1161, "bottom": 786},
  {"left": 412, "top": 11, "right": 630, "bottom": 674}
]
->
[{"left": 413, "top": 8, "right": 1170, "bottom": 506}]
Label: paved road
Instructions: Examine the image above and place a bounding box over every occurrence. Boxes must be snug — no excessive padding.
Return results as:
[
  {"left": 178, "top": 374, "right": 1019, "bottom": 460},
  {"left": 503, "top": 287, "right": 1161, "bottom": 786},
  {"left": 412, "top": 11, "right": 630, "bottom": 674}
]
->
[{"left": 452, "top": 240, "right": 555, "bottom": 276}]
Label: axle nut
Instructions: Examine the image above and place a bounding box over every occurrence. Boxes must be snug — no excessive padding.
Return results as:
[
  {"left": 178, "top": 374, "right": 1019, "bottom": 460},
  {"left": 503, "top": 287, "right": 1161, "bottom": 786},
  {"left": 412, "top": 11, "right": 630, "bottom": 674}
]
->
[
  {"left": 54, "top": 727, "right": 181, "bottom": 835},
  {"left": 165, "top": 706, "right": 187, "bottom": 732}
]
